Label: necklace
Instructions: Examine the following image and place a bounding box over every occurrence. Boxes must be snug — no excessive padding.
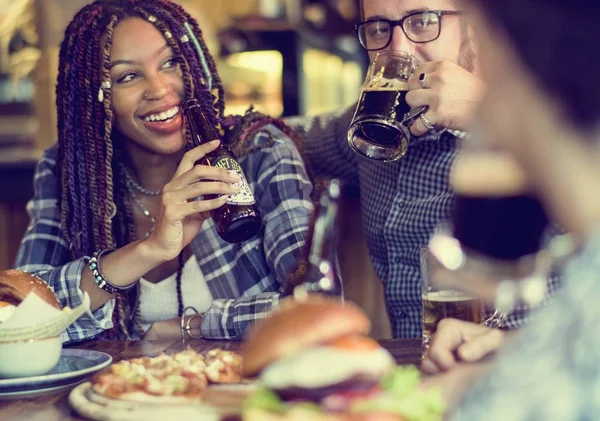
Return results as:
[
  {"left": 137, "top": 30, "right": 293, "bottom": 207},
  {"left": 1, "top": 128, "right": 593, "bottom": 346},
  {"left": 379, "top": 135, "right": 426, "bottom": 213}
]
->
[
  {"left": 125, "top": 180, "right": 156, "bottom": 239},
  {"left": 120, "top": 164, "right": 159, "bottom": 238},
  {"left": 121, "top": 164, "right": 162, "bottom": 196}
]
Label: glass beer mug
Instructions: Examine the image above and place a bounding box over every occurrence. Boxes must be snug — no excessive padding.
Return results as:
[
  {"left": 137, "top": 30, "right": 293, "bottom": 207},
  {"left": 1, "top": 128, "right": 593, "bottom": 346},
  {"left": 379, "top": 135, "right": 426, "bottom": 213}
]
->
[
  {"left": 427, "top": 134, "right": 575, "bottom": 316},
  {"left": 347, "top": 51, "right": 427, "bottom": 161},
  {"left": 421, "top": 247, "right": 505, "bottom": 357}
]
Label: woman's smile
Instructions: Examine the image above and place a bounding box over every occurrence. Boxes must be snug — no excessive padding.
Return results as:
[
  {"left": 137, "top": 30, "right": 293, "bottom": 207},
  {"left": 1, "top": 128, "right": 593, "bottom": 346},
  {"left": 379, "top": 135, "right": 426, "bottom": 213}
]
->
[{"left": 138, "top": 104, "right": 183, "bottom": 136}]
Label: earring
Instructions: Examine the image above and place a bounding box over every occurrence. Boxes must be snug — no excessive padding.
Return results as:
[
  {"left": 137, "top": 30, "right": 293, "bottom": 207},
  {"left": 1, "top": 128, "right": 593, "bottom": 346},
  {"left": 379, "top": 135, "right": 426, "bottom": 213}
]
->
[{"left": 97, "top": 81, "right": 111, "bottom": 103}]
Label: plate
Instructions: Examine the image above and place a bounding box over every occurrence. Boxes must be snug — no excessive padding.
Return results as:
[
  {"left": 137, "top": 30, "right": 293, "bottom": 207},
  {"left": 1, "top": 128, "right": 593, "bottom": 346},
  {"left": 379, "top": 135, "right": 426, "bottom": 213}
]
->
[
  {"left": 0, "top": 349, "right": 112, "bottom": 399},
  {"left": 70, "top": 382, "right": 220, "bottom": 421}
]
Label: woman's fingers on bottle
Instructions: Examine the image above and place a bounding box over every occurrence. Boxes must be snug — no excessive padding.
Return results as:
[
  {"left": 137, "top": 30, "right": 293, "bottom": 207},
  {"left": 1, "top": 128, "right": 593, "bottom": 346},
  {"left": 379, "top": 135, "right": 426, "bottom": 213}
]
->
[
  {"left": 160, "top": 194, "right": 227, "bottom": 226},
  {"left": 163, "top": 182, "right": 240, "bottom": 206},
  {"left": 171, "top": 141, "right": 221, "bottom": 180},
  {"left": 182, "top": 196, "right": 229, "bottom": 215},
  {"left": 167, "top": 164, "right": 240, "bottom": 192}
]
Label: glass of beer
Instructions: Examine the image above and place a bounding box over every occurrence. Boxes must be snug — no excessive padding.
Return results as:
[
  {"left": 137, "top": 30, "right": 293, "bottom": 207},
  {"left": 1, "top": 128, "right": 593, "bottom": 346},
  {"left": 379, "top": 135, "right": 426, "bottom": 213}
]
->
[
  {"left": 421, "top": 247, "right": 486, "bottom": 356},
  {"left": 427, "top": 150, "right": 563, "bottom": 314},
  {"left": 347, "top": 51, "right": 426, "bottom": 162}
]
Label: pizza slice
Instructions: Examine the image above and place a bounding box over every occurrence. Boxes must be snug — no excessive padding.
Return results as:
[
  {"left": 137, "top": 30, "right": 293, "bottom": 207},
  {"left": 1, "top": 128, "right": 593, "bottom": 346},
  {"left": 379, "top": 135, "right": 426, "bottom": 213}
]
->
[
  {"left": 204, "top": 349, "right": 244, "bottom": 384},
  {"left": 91, "top": 349, "right": 210, "bottom": 403}
]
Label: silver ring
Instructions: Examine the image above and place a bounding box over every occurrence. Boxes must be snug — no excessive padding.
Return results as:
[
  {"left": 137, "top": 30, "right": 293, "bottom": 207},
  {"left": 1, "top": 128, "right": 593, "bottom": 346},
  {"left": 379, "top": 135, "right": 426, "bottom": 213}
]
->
[
  {"left": 420, "top": 113, "right": 435, "bottom": 131},
  {"left": 419, "top": 73, "right": 427, "bottom": 89}
]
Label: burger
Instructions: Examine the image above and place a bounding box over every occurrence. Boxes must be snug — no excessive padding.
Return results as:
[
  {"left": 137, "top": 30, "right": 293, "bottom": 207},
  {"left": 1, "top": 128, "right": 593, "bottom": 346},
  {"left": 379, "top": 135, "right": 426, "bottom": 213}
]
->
[
  {"left": 0, "top": 269, "right": 61, "bottom": 323},
  {"left": 241, "top": 297, "right": 444, "bottom": 421}
]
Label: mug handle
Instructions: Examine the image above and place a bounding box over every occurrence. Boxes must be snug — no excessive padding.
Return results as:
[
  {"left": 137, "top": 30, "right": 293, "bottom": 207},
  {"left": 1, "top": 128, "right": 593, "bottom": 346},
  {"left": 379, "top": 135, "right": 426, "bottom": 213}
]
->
[
  {"left": 483, "top": 310, "right": 507, "bottom": 328},
  {"left": 481, "top": 278, "right": 520, "bottom": 328},
  {"left": 400, "top": 105, "right": 428, "bottom": 127}
]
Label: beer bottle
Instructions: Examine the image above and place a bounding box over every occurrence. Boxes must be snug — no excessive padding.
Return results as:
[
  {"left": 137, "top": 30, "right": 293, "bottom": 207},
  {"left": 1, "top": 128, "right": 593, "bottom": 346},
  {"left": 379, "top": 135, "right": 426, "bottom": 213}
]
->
[
  {"left": 291, "top": 179, "right": 343, "bottom": 299},
  {"left": 182, "top": 98, "right": 262, "bottom": 243}
]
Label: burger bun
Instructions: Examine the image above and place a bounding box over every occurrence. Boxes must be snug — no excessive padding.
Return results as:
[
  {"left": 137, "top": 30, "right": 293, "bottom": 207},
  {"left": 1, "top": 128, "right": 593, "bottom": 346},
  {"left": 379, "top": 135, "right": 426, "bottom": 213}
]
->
[
  {"left": 242, "top": 297, "right": 370, "bottom": 377},
  {"left": 0, "top": 270, "right": 61, "bottom": 310}
]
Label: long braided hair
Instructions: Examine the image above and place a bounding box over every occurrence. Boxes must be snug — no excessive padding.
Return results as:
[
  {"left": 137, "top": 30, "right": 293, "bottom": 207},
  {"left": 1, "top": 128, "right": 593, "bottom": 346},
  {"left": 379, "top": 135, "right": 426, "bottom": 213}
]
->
[{"left": 56, "top": 0, "right": 302, "bottom": 339}]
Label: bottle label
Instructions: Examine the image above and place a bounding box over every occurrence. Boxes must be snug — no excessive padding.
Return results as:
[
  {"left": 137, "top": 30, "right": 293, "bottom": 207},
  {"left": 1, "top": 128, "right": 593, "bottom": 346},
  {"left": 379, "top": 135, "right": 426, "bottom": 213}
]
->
[{"left": 213, "top": 156, "right": 256, "bottom": 205}]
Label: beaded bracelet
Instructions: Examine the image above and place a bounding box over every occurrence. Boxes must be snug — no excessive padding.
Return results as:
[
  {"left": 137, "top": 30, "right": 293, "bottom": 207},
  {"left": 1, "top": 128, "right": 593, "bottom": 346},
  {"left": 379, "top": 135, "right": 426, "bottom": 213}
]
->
[{"left": 89, "top": 249, "right": 136, "bottom": 294}]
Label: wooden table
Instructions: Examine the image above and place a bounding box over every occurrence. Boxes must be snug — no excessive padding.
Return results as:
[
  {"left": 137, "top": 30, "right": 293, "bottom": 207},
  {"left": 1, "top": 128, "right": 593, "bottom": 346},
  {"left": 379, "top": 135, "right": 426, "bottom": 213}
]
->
[{"left": 0, "top": 338, "right": 422, "bottom": 421}]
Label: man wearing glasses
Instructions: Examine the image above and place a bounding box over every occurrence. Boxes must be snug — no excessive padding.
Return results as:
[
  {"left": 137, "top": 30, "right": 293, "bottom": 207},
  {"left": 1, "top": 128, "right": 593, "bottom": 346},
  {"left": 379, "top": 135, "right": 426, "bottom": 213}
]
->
[
  {"left": 288, "top": 0, "right": 554, "bottom": 338},
  {"left": 356, "top": 2, "right": 482, "bottom": 136}
]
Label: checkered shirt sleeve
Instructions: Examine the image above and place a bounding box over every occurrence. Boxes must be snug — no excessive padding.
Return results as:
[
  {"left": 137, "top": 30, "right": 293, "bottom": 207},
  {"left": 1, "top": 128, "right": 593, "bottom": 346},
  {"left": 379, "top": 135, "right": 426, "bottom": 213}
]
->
[
  {"left": 285, "top": 107, "right": 359, "bottom": 184},
  {"left": 199, "top": 125, "right": 313, "bottom": 338},
  {"left": 15, "top": 147, "right": 115, "bottom": 343}
]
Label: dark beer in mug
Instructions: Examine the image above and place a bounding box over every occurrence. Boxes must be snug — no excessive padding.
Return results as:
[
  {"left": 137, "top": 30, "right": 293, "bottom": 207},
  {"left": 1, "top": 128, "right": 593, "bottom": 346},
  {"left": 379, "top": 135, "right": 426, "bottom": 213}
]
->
[
  {"left": 182, "top": 98, "right": 262, "bottom": 243},
  {"left": 347, "top": 51, "right": 422, "bottom": 161},
  {"left": 450, "top": 153, "right": 548, "bottom": 261},
  {"left": 351, "top": 86, "right": 412, "bottom": 149}
]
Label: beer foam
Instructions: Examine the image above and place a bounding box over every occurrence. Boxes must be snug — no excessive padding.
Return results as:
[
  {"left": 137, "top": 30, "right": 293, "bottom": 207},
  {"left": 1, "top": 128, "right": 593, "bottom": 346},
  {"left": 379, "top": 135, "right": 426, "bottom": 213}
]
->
[
  {"left": 364, "top": 79, "right": 409, "bottom": 92},
  {"left": 450, "top": 153, "right": 529, "bottom": 196},
  {"left": 422, "top": 291, "right": 476, "bottom": 302}
]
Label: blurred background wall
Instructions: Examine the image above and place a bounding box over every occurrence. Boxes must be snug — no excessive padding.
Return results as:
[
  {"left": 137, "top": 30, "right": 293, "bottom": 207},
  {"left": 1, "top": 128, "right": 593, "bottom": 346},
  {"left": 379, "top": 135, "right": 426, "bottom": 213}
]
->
[{"left": 0, "top": 0, "right": 389, "bottom": 338}]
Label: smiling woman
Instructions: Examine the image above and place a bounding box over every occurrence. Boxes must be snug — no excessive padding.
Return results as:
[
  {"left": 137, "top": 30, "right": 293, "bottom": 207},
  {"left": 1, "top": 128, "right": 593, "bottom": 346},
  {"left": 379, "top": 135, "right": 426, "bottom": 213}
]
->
[{"left": 13, "top": 0, "right": 313, "bottom": 342}]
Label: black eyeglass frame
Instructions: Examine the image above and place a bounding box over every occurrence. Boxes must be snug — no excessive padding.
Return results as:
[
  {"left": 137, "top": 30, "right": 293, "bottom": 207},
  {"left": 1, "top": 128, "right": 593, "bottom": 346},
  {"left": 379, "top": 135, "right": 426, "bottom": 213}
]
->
[{"left": 354, "top": 10, "right": 464, "bottom": 51}]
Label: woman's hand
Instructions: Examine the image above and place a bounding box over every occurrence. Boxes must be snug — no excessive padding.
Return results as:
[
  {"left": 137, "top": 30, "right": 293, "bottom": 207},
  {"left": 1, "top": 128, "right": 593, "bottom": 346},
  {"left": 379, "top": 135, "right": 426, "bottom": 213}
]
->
[
  {"left": 144, "top": 139, "right": 241, "bottom": 262},
  {"left": 406, "top": 60, "right": 486, "bottom": 136},
  {"left": 143, "top": 314, "right": 202, "bottom": 340},
  {"left": 421, "top": 318, "right": 504, "bottom": 375},
  {"left": 143, "top": 318, "right": 181, "bottom": 340}
]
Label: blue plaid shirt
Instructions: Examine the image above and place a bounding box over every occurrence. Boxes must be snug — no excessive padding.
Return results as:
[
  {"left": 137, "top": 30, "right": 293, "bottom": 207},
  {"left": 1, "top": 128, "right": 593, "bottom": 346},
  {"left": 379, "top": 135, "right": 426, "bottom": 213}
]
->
[
  {"left": 15, "top": 125, "right": 313, "bottom": 343},
  {"left": 287, "top": 108, "right": 559, "bottom": 338}
]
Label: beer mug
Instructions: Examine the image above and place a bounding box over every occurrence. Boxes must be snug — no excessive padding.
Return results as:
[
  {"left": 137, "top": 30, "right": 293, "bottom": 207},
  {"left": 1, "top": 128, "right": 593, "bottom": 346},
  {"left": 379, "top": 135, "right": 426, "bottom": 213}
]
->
[
  {"left": 347, "top": 51, "right": 427, "bottom": 161},
  {"left": 421, "top": 247, "right": 504, "bottom": 357},
  {"left": 427, "top": 123, "right": 576, "bottom": 318},
  {"left": 428, "top": 150, "right": 561, "bottom": 314}
]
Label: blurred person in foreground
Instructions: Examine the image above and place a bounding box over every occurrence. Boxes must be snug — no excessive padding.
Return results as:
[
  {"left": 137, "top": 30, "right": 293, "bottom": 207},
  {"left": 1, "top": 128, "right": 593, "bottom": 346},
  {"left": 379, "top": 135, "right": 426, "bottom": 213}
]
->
[
  {"left": 288, "top": 0, "right": 559, "bottom": 338},
  {"left": 421, "top": 1, "right": 600, "bottom": 419},
  {"left": 15, "top": 0, "right": 312, "bottom": 343}
]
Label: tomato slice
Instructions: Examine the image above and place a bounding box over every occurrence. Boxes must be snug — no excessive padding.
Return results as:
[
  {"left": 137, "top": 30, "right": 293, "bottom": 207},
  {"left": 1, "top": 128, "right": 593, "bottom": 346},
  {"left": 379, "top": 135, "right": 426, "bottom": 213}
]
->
[{"left": 328, "top": 335, "right": 380, "bottom": 351}]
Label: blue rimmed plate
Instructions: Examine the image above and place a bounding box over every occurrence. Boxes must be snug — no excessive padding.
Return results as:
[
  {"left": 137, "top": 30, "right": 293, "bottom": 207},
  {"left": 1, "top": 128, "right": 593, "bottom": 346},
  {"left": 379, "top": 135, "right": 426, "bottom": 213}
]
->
[{"left": 0, "top": 349, "right": 112, "bottom": 399}]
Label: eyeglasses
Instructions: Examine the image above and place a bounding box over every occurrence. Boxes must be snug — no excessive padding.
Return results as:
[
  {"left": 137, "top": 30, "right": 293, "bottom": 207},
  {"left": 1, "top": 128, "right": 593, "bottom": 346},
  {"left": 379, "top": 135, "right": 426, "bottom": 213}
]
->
[{"left": 355, "top": 10, "right": 464, "bottom": 51}]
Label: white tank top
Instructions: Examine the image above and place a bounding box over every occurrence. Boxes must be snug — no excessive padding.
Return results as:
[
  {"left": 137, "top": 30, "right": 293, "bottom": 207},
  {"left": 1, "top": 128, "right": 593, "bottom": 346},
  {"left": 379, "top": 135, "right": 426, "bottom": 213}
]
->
[{"left": 139, "top": 257, "right": 213, "bottom": 332}]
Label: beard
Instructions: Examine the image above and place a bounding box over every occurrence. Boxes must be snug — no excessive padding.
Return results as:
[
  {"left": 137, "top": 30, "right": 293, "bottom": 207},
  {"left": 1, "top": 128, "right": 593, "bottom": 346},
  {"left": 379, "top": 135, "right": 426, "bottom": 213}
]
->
[{"left": 458, "top": 22, "right": 476, "bottom": 73}]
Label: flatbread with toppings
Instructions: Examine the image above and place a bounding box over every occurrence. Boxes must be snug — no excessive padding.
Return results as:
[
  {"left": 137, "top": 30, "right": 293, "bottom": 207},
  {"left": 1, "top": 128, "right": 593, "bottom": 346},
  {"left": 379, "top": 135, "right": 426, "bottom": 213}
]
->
[{"left": 90, "top": 348, "right": 243, "bottom": 404}]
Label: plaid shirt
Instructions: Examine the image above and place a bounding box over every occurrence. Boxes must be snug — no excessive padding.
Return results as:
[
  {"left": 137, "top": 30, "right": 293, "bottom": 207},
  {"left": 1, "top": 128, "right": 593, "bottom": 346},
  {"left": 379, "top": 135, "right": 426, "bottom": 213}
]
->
[
  {"left": 287, "top": 108, "right": 559, "bottom": 338},
  {"left": 15, "top": 125, "right": 312, "bottom": 343}
]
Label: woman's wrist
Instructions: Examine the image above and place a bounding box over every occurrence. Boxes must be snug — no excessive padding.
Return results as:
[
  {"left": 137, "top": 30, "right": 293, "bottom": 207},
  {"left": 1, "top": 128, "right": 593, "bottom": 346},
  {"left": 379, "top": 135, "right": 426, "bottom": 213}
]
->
[
  {"left": 88, "top": 241, "right": 166, "bottom": 291},
  {"left": 89, "top": 249, "right": 136, "bottom": 294},
  {"left": 180, "top": 307, "right": 204, "bottom": 340},
  {"left": 136, "top": 237, "right": 172, "bottom": 267}
]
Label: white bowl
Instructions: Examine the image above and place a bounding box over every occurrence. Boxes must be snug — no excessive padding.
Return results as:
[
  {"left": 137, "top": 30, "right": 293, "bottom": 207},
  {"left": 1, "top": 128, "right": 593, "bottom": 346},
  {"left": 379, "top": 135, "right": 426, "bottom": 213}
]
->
[{"left": 0, "top": 336, "right": 62, "bottom": 378}]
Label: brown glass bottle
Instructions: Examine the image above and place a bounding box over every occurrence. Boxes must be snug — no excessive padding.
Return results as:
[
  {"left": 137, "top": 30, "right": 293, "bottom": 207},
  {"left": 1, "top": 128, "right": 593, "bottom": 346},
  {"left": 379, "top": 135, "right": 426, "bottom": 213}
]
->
[
  {"left": 287, "top": 179, "right": 343, "bottom": 298},
  {"left": 182, "top": 98, "right": 262, "bottom": 243}
]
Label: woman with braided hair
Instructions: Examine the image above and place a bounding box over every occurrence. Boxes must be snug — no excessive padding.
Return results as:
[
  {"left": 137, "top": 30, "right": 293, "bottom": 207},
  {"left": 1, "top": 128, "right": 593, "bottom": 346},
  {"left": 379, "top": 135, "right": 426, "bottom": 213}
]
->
[{"left": 15, "top": 0, "right": 313, "bottom": 342}]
